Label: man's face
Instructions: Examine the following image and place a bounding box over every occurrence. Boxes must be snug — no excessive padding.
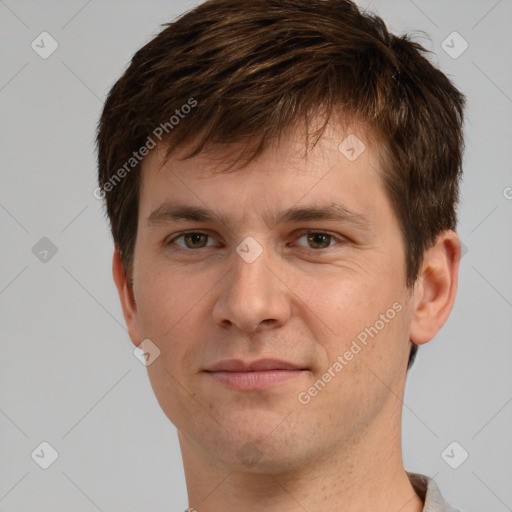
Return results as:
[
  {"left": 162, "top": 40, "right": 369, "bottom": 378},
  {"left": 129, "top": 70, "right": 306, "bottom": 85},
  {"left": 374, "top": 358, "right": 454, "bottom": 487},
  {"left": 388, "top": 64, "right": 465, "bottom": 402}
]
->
[{"left": 129, "top": 120, "right": 415, "bottom": 472}]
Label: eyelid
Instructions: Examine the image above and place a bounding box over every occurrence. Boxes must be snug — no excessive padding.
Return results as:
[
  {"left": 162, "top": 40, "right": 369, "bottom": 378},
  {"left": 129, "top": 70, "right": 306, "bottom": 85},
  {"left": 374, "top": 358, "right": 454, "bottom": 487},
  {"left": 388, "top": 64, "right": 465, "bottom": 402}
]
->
[
  {"left": 290, "top": 229, "right": 346, "bottom": 248},
  {"left": 166, "top": 230, "right": 218, "bottom": 248}
]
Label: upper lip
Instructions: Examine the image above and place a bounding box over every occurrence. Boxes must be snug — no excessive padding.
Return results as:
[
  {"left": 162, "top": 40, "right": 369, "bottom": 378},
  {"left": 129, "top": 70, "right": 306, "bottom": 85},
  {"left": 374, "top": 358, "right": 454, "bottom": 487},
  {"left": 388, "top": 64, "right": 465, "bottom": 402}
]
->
[{"left": 206, "top": 359, "right": 306, "bottom": 372}]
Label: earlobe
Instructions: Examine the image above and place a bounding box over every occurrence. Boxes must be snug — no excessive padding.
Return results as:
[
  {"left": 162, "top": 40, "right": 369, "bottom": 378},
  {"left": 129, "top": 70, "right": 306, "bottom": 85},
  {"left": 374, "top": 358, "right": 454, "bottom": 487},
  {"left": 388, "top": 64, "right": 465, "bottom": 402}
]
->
[
  {"left": 409, "top": 231, "right": 461, "bottom": 345},
  {"left": 112, "top": 249, "right": 141, "bottom": 347}
]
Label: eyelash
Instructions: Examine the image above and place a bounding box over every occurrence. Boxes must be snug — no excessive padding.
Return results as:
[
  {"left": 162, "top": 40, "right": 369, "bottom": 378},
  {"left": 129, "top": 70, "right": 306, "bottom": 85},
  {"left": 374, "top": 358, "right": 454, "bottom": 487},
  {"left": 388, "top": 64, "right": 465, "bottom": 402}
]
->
[{"left": 165, "top": 230, "right": 346, "bottom": 251}]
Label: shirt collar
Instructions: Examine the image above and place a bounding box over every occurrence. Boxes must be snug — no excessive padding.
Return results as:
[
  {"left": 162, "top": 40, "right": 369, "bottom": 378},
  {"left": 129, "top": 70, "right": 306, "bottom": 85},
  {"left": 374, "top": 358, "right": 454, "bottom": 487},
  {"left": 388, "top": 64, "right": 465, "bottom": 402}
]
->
[{"left": 407, "top": 472, "right": 461, "bottom": 512}]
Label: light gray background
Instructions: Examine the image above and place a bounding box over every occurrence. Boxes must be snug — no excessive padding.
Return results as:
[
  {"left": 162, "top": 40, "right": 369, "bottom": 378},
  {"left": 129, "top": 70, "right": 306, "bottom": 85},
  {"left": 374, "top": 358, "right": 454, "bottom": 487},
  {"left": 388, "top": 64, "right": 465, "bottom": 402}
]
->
[{"left": 1, "top": 0, "right": 511, "bottom": 510}]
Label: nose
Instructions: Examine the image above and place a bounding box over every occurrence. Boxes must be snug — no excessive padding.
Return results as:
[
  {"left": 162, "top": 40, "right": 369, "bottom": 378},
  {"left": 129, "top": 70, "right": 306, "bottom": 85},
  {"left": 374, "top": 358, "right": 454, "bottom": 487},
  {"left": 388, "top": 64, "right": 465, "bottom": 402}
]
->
[{"left": 211, "top": 241, "right": 292, "bottom": 333}]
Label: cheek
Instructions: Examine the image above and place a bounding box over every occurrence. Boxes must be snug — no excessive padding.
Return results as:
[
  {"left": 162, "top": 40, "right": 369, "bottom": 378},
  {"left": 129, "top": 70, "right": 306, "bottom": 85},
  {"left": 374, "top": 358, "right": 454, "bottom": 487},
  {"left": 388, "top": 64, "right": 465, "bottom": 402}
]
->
[
  {"left": 313, "top": 270, "right": 407, "bottom": 363},
  {"left": 135, "top": 261, "right": 207, "bottom": 338},
  {"left": 301, "top": 265, "right": 382, "bottom": 324},
  {"left": 134, "top": 262, "right": 216, "bottom": 374}
]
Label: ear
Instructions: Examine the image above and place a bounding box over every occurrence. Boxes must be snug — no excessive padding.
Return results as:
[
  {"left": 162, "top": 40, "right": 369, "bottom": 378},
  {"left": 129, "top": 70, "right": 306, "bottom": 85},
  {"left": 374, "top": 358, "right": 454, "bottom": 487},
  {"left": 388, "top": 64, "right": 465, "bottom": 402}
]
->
[
  {"left": 112, "top": 248, "right": 141, "bottom": 348},
  {"left": 409, "top": 230, "right": 461, "bottom": 345}
]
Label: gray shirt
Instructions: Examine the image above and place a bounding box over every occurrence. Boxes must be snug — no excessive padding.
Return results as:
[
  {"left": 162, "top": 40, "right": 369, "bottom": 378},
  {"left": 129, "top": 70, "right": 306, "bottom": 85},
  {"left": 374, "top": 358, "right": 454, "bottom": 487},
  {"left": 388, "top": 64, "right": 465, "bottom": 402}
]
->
[{"left": 408, "top": 472, "right": 462, "bottom": 512}]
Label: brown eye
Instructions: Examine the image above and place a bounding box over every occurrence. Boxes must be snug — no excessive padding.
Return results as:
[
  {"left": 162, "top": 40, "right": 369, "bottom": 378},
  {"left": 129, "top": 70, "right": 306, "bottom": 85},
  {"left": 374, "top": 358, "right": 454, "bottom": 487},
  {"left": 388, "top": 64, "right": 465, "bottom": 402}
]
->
[
  {"left": 183, "top": 233, "right": 208, "bottom": 248},
  {"left": 293, "top": 231, "right": 341, "bottom": 250},
  {"left": 169, "top": 232, "right": 212, "bottom": 249},
  {"left": 306, "top": 232, "right": 333, "bottom": 249}
]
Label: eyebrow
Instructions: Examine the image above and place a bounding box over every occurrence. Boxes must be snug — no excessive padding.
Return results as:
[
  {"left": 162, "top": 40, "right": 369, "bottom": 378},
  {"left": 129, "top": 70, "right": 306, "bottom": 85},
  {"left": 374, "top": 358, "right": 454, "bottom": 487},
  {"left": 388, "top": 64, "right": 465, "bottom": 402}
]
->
[{"left": 146, "top": 202, "right": 371, "bottom": 231}]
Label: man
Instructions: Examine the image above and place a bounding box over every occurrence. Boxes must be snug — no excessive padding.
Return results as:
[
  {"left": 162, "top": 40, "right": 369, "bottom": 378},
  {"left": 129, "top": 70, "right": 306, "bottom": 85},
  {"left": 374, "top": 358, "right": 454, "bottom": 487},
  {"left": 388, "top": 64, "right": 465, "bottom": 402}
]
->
[{"left": 96, "top": 0, "right": 465, "bottom": 510}]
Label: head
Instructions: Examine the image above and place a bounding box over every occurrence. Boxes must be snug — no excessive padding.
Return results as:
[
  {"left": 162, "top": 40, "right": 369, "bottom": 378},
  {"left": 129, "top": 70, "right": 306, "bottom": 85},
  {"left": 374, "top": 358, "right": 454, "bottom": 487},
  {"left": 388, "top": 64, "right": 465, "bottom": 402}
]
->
[{"left": 97, "top": 0, "right": 465, "bottom": 472}]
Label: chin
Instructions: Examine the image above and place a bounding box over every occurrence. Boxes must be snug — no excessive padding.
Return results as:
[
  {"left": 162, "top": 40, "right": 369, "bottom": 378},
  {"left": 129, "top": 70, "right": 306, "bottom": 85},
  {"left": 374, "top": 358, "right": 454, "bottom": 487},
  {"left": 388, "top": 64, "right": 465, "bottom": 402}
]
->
[{"left": 205, "top": 422, "right": 316, "bottom": 475}]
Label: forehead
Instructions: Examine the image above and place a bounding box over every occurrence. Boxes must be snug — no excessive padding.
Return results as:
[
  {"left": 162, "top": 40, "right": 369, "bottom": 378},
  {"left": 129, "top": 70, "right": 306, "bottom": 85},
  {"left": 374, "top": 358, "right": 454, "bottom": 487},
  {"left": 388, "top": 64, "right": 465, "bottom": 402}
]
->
[{"left": 138, "top": 116, "right": 387, "bottom": 223}]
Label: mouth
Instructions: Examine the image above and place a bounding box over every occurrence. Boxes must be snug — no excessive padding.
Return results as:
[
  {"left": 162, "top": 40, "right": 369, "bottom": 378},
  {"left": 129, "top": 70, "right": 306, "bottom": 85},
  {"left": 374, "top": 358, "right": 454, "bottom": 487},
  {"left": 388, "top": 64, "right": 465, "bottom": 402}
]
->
[{"left": 204, "top": 359, "right": 309, "bottom": 390}]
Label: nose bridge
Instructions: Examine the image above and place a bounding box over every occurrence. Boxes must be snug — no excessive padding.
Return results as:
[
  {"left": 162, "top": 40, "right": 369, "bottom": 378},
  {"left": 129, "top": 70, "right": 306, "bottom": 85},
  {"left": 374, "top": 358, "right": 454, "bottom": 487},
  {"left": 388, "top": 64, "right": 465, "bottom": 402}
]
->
[
  {"left": 231, "top": 239, "right": 270, "bottom": 296},
  {"left": 212, "top": 236, "right": 290, "bottom": 331}
]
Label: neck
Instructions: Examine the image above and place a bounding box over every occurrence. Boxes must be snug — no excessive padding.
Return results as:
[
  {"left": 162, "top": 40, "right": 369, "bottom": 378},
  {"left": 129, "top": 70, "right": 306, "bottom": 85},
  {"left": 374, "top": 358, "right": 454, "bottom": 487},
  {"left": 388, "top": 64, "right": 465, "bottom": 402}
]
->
[{"left": 178, "top": 401, "right": 424, "bottom": 512}]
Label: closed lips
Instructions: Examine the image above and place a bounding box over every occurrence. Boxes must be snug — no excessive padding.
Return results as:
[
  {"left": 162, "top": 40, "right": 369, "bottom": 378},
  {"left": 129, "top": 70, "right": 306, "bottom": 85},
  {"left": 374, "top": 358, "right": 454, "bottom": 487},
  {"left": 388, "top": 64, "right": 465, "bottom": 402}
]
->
[{"left": 205, "top": 359, "right": 306, "bottom": 372}]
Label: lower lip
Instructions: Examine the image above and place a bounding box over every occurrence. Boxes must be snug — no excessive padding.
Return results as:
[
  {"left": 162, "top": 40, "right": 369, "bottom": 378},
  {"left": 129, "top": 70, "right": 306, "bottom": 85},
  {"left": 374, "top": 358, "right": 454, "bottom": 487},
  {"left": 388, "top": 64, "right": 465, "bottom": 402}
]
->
[{"left": 205, "top": 370, "right": 305, "bottom": 390}]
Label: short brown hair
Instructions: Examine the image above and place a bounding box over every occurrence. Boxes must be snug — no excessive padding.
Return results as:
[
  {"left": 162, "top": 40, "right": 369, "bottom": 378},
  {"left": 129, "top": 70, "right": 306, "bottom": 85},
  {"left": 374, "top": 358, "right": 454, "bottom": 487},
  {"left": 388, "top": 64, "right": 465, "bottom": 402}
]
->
[{"left": 96, "top": 0, "right": 466, "bottom": 367}]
